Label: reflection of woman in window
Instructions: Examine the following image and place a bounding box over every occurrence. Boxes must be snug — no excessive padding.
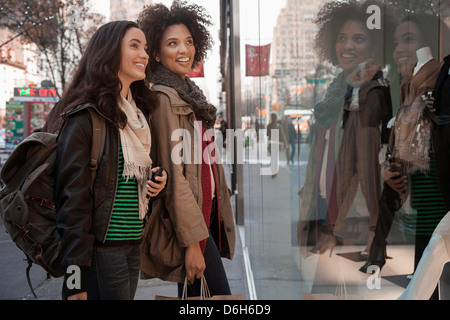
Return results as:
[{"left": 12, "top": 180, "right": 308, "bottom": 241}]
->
[
  {"left": 333, "top": 10, "right": 393, "bottom": 256},
  {"left": 362, "top": 15, "right": 450, "bottom": 300},
  {"left": 298, "top": 0, "right": 393, "bottom": 258}
]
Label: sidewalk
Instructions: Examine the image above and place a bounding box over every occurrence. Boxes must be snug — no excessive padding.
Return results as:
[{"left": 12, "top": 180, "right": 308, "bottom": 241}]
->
[
  {"left": 17, "top": 162, "right": 249, "bottom": 300},
  {"left": 23, "top": 224, "right": 248, "bottom": 300}
]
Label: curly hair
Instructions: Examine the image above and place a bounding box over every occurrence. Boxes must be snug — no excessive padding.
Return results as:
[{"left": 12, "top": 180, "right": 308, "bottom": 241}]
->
[
  {"left": 314, "top": 0, "right": 393, "bottom": 66},
  {"left": 137, "top": 0, "right": 213, "bottom": 73}
]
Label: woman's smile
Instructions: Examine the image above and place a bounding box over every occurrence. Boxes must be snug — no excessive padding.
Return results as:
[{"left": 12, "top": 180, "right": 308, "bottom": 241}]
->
[{"left": 157, "top": 23, "right": 196, "bottom": 79}]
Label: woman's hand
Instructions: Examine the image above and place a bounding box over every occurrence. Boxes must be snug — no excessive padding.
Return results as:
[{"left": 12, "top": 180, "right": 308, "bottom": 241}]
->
[
  {"left": 68, "top": 292, "right": 87, "bottom": 300},
  {"left": 384, "top": 163, "right": 407, "bottom": 193},
  {"left": 185, "top": 242, "right": 206, "bottom": 281},
  {"left": 146, "top": 167, "right": 167, "bottom": 198},
  {"left": 347, "top": 58, "right": 382, "bottom": 88}
]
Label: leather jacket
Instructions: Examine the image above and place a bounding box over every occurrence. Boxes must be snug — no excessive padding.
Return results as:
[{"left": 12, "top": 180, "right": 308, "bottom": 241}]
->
[
  {"left": 55, "top": 104, "right": 121, "bottom": 268},
  {"left": 433, "top": 54, "right": 450, "bottom": 211}
]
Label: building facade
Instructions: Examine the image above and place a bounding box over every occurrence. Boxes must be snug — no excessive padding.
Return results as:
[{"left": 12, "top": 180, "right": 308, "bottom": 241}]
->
[
  {"left": 109, "top": 0, "right": 153, "bottom": 22},
  {"left": 271, "top": 0, "right": 326, "bottom": 109},
  {"left": 0, "top": 27, "right": 39, "bottom": 128}
]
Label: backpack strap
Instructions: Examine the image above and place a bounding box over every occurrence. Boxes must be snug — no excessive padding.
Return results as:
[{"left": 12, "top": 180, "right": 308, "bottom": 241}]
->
[
  {"left": 87, "top": 108, "right": 106, "bottom": 192},
  {"left": 25, "top": 258, "right": 38, "bottom": 299}
]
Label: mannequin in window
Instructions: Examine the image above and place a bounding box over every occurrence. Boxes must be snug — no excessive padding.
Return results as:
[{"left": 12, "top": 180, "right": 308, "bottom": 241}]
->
[
  {"left": 413, "top": 47, "right": 433, "bottom": 76},
  {"left": 401, "top": 53, "right": 450, "bottom": 300},
  {"left": 361, "top": 14, "right": 449, "bottom": 300},
  {"left": 398, "top": 211, "right": 450, "bottom": 300}
]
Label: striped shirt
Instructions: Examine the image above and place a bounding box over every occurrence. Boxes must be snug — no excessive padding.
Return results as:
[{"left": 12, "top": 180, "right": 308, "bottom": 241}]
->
[
  {"left": 403, "top": 156, "right": 447, "bottom": 236},
  {"left": 105, "top": 146, "right": 144, "bottom": 243}
]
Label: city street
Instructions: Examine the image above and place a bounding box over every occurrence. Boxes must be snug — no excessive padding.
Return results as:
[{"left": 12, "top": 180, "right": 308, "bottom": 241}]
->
[
  {"left": 2, "top": 0, "right": 450, "bottom": 304},
  {"left": 0, "top": 147, "right": 51, "bottom": 299},
  {"left": 240, "top": 138, "right": 413, "bottom": 300},
  {"left": 238, "top": 134, "right": 307, "bottom": 300},
  {"left": 0, "top": 146, "right": 247, "bottom": 300},
  {"left": 0, "top": 134, "right": 418, "bottom": 300},
  {"left": 0, "top": 217, "right": 52, "bottom": 299}
]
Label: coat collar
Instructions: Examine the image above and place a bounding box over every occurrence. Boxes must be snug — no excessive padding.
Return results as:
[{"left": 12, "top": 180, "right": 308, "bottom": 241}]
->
[{"left": 152, "top": 84, "right": 194, "bottom": 116}]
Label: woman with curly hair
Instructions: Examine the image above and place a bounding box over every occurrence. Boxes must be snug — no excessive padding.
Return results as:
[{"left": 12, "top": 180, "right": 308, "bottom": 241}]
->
[
  {"left": 298, "top": 0, "right": 393, "bottom": 259},
  {"left": 137, "top": 1, "right": 236, "bottom": 298}
]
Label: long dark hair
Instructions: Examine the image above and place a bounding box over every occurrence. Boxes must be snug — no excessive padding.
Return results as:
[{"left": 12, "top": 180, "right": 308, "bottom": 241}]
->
[{"left": 52, "top": 20, "right": 157, "bottom": 130}]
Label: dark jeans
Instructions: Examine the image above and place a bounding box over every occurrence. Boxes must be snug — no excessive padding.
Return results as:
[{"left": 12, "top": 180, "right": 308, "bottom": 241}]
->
[
  {"left": 88, "top": 243, "right": 141, "bottom": 300},
  {"left": 177, "top": 236, "right": 231, "bottom": 298}
]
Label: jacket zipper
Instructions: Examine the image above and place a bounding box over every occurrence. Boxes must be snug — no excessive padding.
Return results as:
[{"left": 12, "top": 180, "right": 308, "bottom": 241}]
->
[{"left": 101, "top": 127, "right": 120, "bottom": 244}]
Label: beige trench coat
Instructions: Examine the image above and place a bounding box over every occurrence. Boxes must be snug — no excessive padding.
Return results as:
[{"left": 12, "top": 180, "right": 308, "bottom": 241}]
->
[{"left": 140, "top": 85, "right": 236, "bottom": 283}]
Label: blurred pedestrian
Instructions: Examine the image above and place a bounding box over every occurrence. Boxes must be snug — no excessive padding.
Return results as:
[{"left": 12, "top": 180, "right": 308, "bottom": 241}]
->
[
  {"left": 216, "top": 113, "right": 227, "bottom": 148},
  {"left": 267, "top": 112, "right": 279, "bottom": 156},
  {"left": 287, "top": 116, "right": 297, "bottom": 163}
]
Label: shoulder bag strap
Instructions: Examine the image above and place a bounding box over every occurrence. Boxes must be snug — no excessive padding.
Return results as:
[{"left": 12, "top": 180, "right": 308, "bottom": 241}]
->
[{"left": 87, "top": 108, "right": 106, "bottom": 192}]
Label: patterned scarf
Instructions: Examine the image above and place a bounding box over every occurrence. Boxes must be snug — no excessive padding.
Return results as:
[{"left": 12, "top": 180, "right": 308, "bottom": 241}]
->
[
  {"left": 118, "top": 93, "right": 153, "bottom": 220},
  {"left": 314, "top": 72, "right": 348, "bottom": 129},
  {"left": 151, "top": 64, "right": 217, "bottom": 129},
  {"left": 312, "top": 73, "right": 347, "bottom": 226},
  {"left": 390, "top": 59, "right": 441, "bottom": 175}
]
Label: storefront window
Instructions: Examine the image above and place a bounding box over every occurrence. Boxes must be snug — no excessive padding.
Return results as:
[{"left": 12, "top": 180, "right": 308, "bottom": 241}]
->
[{"left": 237, "top": 0, "right": 450, "bottom": 300}]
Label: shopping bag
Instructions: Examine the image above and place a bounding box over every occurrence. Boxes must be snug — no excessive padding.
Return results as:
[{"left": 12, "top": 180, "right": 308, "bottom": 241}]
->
[{"left": 155, "top": 276, "right": 243, "bottom": 300}]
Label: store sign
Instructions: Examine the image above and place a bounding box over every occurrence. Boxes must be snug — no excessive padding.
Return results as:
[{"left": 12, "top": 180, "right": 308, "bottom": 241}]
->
[
  {"left": 14, "top": 87, "right": 58, "bottom": 98},
  {"left": 187, "top": 61, "right": 205, "bottom": 78},
  {"left": 5, "top": 101, "right": 24, "bottom": 152}
]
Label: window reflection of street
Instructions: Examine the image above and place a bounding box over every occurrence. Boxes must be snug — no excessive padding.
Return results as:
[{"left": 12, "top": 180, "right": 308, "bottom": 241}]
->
[{"left": 239, "top": 0, "right": 450, "bottom": 300}]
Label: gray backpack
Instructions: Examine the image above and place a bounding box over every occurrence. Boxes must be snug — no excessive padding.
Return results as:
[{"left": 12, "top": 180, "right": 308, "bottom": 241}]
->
[{"left": 0, "top": 108, "right": 105, "bottom": 297}]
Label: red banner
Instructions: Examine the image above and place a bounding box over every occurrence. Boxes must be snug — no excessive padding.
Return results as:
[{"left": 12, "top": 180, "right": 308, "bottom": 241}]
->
[
  {"left": 245, "top": 44, "right": 271, "bottom": 77},
  {"left": 187, "top": 61, "right": 205, "bottom": 78}
]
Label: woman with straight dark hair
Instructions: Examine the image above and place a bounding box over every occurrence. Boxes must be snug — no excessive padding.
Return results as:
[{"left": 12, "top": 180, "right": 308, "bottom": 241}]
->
[{"left": 51, "top": 20, "right": 167, "bottom": 300}]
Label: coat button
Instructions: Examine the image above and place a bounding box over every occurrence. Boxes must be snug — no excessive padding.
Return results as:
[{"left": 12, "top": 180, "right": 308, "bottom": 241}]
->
[{"left": 226, "top": 227, "right": 232, "bottom": 232}]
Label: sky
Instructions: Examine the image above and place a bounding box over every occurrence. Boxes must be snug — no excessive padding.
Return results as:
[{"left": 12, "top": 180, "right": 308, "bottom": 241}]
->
[
  {"left": 89, "top": 0, "right": 286, "bottom": 107},
  {"left": 239, "top": 0, "right": 286, "bottom": 45}
]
